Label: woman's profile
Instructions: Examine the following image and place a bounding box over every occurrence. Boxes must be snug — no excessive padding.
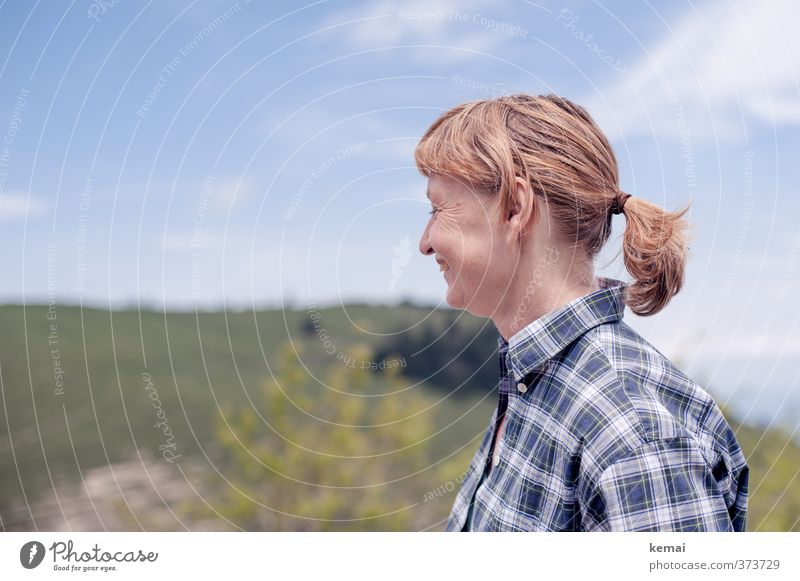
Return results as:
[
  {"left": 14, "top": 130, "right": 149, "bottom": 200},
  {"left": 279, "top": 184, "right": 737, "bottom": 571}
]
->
[{"left": 415, "top": 93, "right": 749, "bottom": 532}]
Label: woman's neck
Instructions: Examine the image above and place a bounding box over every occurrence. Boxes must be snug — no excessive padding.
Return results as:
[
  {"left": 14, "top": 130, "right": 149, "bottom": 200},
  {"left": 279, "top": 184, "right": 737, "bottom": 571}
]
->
[{"left": 492, "top": 248, "right": 597, "bottom": 341}]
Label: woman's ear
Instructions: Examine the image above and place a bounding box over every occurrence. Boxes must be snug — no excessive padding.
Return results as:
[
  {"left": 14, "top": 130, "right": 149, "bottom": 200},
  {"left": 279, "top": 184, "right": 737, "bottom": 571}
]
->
[{"left": 505, "top": 176, "right": 534, "bottom": 244}]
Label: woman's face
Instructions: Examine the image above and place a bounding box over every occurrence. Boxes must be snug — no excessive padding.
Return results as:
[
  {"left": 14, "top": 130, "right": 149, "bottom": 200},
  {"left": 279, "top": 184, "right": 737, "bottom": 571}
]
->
[{"left": 418, "top": 173, "right": 512, "bottom": 316}]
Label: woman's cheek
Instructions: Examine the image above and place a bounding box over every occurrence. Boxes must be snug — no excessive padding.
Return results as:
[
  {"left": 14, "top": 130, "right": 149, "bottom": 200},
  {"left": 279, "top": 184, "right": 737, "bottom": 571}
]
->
[{"left": 430, "top": 216, "right": 458, "bottom": 254}]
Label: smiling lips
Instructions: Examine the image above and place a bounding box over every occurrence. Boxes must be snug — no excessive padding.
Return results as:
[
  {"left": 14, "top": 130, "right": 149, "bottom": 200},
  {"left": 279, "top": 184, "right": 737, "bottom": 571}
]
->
[{"left": 436, "top": 258, "right": 449, "bottom": 272}]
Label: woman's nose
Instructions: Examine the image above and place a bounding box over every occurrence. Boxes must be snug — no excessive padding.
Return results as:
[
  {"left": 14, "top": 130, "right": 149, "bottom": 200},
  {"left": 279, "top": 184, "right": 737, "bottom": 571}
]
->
[{"left": 419, "top": 220, "right": 434, "bottom": 256}]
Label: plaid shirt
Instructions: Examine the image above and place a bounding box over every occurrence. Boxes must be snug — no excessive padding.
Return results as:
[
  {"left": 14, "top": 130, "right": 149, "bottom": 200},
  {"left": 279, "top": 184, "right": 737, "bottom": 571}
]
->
[{"left": 448, "top": 277, "right": 749, "bottom": 532}]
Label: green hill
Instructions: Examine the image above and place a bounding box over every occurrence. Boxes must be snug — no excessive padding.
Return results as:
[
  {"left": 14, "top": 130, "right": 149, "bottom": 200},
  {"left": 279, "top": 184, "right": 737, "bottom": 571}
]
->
[{"left": 0, "top": 303, "right": 797, "bottom": 531}]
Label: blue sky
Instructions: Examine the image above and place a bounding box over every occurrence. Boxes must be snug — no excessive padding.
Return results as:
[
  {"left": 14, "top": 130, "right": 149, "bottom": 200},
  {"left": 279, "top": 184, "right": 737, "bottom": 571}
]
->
[{"left": 1, "top": 0, "right": 798, "bottom": 424}]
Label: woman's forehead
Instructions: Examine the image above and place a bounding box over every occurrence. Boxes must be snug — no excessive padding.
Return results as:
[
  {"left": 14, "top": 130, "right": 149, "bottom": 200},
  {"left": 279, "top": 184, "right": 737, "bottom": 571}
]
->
[{"left": 428, "top": 174, "right": 485, "bottom": 202}]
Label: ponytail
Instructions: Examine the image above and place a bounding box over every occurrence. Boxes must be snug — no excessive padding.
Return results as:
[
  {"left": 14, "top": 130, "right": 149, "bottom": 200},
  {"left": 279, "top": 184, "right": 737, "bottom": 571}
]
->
[{"left": 618, "top": 196, "right": 692, "bottom": 316}]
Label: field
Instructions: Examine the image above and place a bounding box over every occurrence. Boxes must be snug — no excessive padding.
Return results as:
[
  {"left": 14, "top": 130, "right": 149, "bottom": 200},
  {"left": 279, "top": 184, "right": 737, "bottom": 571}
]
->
[{"left": 0, "top": 303, "right": 797, "bottom": 531}]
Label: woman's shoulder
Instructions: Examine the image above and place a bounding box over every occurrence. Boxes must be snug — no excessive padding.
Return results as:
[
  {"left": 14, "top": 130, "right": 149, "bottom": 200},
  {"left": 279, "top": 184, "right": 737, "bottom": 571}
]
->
[{"left": 552, "top": 320, "right": 740, "bottom": 469}]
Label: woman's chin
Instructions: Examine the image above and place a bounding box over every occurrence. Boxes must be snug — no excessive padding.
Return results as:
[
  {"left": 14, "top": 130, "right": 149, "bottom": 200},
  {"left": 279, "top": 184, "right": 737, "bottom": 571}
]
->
[
  {"left": 444, "top": 288, "right": 461, "bottom": 309},
  {"left": 445, "top": 286, "right": 465, "bottom": 309}
]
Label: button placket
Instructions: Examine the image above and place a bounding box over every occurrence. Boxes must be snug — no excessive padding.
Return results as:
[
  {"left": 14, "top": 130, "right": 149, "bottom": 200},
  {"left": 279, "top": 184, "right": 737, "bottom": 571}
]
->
[
  {"left": 495, "top": 367, "right": 542, "bottom": 469},
  {"left": 491, "top": 412, "right": 509, "bottom": 469}
]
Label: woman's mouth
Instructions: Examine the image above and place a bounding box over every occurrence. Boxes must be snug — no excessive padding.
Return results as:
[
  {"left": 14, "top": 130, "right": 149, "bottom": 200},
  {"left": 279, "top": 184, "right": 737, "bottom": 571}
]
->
[{"left": 436, "top": 259, "right": 449, "bottom": 272}]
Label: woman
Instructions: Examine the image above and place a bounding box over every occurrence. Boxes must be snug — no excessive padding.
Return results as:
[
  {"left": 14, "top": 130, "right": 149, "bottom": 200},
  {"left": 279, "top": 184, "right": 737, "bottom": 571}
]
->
[{"left": 415, "top": 93, "right": 749, "bottom": 532}]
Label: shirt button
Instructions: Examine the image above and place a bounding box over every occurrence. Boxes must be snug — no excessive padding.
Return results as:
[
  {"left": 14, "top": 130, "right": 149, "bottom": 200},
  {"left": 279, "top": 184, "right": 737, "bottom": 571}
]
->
[
  {"left": 517, "top": 382, "right": 528, "bottom": 393},
  {"left": 492, "top": 439, "right": 503, "bottom": 467}
]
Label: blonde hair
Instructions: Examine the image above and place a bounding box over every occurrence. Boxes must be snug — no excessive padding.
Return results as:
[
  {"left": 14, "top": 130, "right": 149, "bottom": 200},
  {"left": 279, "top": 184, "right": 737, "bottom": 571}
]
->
[{"left": 414, "top": 93, "right": 691, "bottom": 316}]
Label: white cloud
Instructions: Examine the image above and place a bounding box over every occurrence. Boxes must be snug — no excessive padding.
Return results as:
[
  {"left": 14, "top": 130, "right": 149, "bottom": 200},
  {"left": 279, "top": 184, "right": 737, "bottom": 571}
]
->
[
  {"left": 319, "top": 0, "right": 522, "bottom": 63},
  {"left": 215, "top": 175, "right": 254, "bottom": 211},
  {"left": 163, "top": 232, "right": 220, "bottom": 252},
  {"left": 0, "top": 192, "right": 48, "bottom": 220},
  {"left": 589, "top": 0, "right": 800, "bottom": 140},
  {"left": 747, "top": 96, "right": 800, "bottom": 124},
  {"left": 694, "top": 331, "right": 800, "bottom": 359}
]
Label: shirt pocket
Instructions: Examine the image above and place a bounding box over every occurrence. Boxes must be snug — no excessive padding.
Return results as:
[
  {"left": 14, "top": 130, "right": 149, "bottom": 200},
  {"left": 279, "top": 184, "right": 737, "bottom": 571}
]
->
[{"left": 475, "top": 468, "right": 545, "bottom": 531}]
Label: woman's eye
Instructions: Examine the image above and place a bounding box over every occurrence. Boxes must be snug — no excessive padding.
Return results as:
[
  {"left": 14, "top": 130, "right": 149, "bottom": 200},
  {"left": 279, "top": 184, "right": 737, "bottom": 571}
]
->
[{"left": 429, "top": 208, "right": 439, "bottom": 216}]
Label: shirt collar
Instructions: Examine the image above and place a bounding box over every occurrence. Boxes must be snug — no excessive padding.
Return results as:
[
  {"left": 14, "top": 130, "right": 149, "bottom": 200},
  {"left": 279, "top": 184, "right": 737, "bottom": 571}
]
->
[{"left": 498, "top": 277, "right": 629, "bottom": 384}]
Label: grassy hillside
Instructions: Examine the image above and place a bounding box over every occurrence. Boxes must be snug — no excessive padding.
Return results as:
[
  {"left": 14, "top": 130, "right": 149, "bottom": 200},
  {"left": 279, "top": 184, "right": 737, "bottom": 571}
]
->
[{"left": 0, "top": 303, "right": 797, "bottom": 530}]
